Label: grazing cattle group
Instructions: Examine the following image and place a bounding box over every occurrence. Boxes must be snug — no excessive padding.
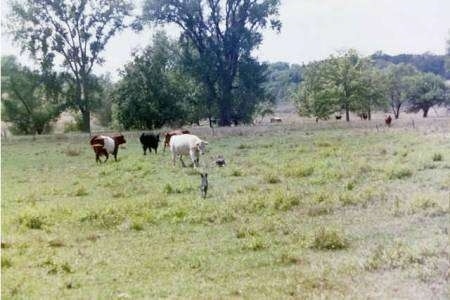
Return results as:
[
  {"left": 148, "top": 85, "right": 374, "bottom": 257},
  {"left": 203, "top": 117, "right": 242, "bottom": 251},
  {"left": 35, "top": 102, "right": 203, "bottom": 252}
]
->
[{"left": 89, "top": 130, "right": 209, "bottom": 169}]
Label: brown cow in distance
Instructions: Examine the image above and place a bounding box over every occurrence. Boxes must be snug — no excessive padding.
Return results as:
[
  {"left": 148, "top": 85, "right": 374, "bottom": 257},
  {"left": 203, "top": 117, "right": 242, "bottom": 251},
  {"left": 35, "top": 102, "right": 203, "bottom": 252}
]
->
[
  {"left": 163, "top": 129, "right": 190, "bottom": 151},
  {"left": 385, "top": 115, "right": 392, "bottom": 127},
  {"left": 90, "top": 134, "right": 126, "bottom": 163}
]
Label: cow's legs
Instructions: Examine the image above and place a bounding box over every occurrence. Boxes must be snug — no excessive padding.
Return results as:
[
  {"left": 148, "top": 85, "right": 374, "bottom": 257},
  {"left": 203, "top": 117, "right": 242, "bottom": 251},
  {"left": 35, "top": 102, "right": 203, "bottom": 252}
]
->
[
  {"left": 143, "top": 145, "right": 147, "bottom": 155},
  {"left": 104, "top": 153, "right": 109, "bottom": 163},
  {"left": 179, "top": 155, "right": 186, "bottom": 167}
]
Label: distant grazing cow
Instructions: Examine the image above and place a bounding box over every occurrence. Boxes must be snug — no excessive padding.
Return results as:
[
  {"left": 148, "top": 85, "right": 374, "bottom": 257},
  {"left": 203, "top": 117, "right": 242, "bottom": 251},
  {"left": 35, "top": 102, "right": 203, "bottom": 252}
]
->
[
  {"left": 385, "top": 115, "right": 392, "bottom": 127},
  {"left": 270, "top": 117, "right": 282, "bottom": 123},
  {"left": 163, "top": 129, "right": 190, "bottom": 151},
  {"left": 90, "top": 134, "right": 126, "bottom": 163},
  {"left": 335, "top": 115, "right": 342, "bottom": 120},
  {"left": 359, "top": 113, "right": 368, "bottom": 120},
  {"left": 140, "top": 133, "right": 160, "bottom": 155},
  {"left": 169, "top": 134, "right": 208, "bottom": 168}
]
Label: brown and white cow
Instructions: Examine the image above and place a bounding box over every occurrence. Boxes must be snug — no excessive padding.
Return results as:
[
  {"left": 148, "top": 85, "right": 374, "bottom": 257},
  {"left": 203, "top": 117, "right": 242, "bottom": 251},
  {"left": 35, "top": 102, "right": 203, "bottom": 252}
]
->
[
  {"left": 90, "top": 134, "right": 126, "bottom": 163},
  {"left": 163, "top": 129, "right": 190, "bottom": 151}
]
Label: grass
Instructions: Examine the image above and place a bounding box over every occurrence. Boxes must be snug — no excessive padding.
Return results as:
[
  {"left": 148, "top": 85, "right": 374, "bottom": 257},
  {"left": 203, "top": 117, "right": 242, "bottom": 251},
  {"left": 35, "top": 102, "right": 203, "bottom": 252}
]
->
[{"left": 1, "top": 121, "right": 449, "bottom": 298}]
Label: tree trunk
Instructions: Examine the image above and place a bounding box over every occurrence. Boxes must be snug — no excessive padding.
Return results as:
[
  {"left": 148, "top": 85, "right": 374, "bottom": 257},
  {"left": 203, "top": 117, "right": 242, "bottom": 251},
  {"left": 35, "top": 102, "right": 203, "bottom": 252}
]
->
[
  {"left": 368, "top": 103, "right": 372, "bottom": 120},
  {"left": 345, "top": 104, "right": 350, "bottom": 122},
  {"left": 423, "top": 107, "right": 429, "bottom": 118},
  {"left": 80, "top": 76, "right": 91, "bottom": 133},
  {"left": 219, "top": 80, "right": 232, "bottom": 126},
  {"left": 82, "top": 110, "right": 91, "bottom": 133},
  {"left": 394, "top": 103, "right": 401, "bottom": 119}
]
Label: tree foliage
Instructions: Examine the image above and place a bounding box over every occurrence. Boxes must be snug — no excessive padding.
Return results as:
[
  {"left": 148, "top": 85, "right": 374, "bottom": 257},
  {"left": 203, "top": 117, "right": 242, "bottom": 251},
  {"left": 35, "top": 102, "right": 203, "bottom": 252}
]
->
[
  {"left": 405, "top": 72, "right": 447, "bottom": 117},
  {"left": 1, "top": 55, "right": 66, "bottom": 134},
  {"left": 294, "top": 50, "right": 383, "bottom": 121},
  {"left": 141, "top": 0, "right": 281, "bottom": 126},
  {"left": 8, "top": 0, "right": 133, "bottom": 132},
  {"left": 263, "top": 62, "right": 302, "bottom": 103},
  {"left": 384, "top": 63, "right": 417, "bottom": 119},
  {"left": 114, "top": 32, "right": 205, "bottom": 129},
  {"left": 372, "top": 51, "right": 449, "bottom": 79}
]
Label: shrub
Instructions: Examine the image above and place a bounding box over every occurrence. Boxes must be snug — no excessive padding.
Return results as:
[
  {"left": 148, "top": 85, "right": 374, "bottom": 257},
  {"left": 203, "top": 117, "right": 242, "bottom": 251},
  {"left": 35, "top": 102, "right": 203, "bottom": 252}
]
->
[{"left": 310, "top": 227, "right": 349, "bottom": 250}]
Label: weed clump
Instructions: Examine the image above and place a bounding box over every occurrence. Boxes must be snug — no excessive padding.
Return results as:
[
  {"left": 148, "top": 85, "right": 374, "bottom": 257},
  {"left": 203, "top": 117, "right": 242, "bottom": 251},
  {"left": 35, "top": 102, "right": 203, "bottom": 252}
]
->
[
  {"left": 2, "top": 257, "right": 12, "bottom": 268},
  {"left": 64, "top": 148, "right": 81, "bottom": 157},
  {"left": 388, "top": 168, "right": 413, "bottom": 180},
  {"left": 310, "top": 227, "right": 349, "bottom": 250},
  {"left": 18, "top": 213, "right": 48, "bottom": 230},
  {"left": 263, "top": 173, "right": 281, "bottom": 184},
  {"left": 285, "top": 165, "right": 314, "bottom": 178},
  {"left": 432, "top": 153, "right": 443, "bottom": 162},
  {"left": 365, "top": 243, "right": 422, "bottom": 271},
  {"left": 230, "top": 169, "right": 243, "bottom": 177},
  {"left": 73, "top": 186, "right": 89, "bottom": 197}
]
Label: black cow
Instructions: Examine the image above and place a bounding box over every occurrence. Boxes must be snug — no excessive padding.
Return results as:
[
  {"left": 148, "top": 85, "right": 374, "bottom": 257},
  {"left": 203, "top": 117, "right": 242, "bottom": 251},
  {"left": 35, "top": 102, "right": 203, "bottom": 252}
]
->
[{"left": 139, "top": 133, "right": 160, "bottom": 155}]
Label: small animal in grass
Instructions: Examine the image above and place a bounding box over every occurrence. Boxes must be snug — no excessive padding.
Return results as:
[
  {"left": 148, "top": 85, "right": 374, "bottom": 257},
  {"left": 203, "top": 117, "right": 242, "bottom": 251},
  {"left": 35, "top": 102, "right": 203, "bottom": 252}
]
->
[
  {"left": 90, "top": 134, "right": 126, "bottom": 163},
  {"left": 200, "top": 173, "right": 208, "bottom": 198},
  {"left": 385, "top": 115, "right": 392, "bottom": 127},
  {"left": 215, "top": 155, "right": 226, "bottom": 167},
  {"left": 139, "top": 132, "right": 160, "bottom": 155}
]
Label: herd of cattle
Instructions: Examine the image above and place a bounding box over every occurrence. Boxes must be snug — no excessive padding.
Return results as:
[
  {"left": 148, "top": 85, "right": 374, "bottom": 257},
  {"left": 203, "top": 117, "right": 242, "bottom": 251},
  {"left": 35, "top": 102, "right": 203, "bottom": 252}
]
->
[
  {"left": 90, "top": 130, "right": 211, "bottom": 197},
  {"left": 89, "top": 130, "right": 209, "bottom": 167}
]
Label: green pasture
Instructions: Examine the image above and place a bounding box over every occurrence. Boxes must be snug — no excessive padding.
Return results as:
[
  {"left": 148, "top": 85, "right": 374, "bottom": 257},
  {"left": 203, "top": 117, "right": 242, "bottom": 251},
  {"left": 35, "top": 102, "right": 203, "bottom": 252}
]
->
[{"left": 1, "top": 123, "right": 449, "bottom": 298}]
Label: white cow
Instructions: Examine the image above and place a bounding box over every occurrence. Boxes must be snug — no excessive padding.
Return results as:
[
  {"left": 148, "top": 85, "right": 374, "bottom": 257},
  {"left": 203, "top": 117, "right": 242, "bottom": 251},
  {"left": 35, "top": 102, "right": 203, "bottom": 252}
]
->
[{"left": 169, "top": 134, "right": 208, "bottom": 168}]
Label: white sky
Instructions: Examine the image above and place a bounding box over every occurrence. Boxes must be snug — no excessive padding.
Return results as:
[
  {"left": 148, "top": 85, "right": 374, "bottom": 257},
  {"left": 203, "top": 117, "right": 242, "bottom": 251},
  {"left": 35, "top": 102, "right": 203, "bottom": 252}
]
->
[{"left": 1, "top": 0, "right": 449, "bottom": 81}]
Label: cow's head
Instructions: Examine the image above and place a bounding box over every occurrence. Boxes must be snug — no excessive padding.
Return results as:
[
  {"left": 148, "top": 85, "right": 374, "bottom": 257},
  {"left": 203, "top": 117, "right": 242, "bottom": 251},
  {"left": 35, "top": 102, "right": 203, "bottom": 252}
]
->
[
  {"left": 114, "top": 134, "right": 126, "bottom": 145},
  {"left": 196, "top": 140, "right": 208, "bottom": 155}
]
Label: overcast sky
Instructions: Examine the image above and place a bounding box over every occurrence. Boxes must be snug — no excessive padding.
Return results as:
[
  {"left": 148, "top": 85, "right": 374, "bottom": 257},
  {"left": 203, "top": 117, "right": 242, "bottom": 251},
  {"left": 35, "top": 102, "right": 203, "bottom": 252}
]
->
[{"left": 1, "top": 0, "right": 449, "bottom": 80}]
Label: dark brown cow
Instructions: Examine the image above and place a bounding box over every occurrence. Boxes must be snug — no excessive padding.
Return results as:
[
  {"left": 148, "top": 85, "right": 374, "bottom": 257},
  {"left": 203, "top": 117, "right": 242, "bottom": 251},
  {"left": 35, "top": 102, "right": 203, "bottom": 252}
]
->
[
  {"left": 385, "top": 115, "right": 392, "bottom": 127},
  {"left": 163, "top": 129, "right": 190, "bottom": 151},
  {"left": 90, "top": 134, "right": 126, "bottom": 163}
]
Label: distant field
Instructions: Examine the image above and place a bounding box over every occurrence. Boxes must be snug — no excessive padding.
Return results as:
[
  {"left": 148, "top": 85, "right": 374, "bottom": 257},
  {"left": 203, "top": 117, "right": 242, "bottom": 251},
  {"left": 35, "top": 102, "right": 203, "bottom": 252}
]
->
[{"left": 1, "top": 118, "right": 449, "bottom": 299}]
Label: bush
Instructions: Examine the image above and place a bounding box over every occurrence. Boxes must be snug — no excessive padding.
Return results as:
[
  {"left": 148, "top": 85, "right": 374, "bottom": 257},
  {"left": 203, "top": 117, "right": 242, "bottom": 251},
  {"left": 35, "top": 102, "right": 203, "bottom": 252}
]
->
[{"left": 310, "top": 227, "right": 349, "bottom": 250}]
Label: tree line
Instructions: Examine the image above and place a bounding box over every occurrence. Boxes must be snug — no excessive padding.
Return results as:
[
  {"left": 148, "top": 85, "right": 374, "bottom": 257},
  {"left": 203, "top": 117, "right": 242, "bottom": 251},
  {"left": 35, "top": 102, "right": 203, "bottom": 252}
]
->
[
  {"left": 294, "top": 49, "right": 449, "bottom": 121},
  {"left": 2, "top": 0, "right": 281, "bottom": 134},
  {"left": 2, "top": 1, "right": 449, "bottom": 134}
]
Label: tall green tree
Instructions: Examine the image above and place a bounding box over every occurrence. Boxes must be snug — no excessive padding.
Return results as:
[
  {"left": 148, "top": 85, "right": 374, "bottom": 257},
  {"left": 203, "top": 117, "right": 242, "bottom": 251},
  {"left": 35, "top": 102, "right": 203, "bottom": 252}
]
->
[
  {"left": 405, "top": 73, "right": 447, "bottom": 117},
  {"left": 293, "top": 60, "right": 339, "bottom": 120},
  {"left": 8, "top": 0, "right": 133, "bottom": 132},
  {"left": 114, "top": 32, "right": 204, "bottom": 129},
  {"left": 141, "top": 0, "right": 281, "bottom": 126},
  {"left": 294, "top": 50, "right": 371, "bottom": 122},
  {"left": 1, "top": 55, "right": 66, "bottom": 134},
  {"left": 384, "top": 63, "right": 417, "bottom": 119},
  {"left": 356, "top": 66, "right": 389, "bottom": 120}
]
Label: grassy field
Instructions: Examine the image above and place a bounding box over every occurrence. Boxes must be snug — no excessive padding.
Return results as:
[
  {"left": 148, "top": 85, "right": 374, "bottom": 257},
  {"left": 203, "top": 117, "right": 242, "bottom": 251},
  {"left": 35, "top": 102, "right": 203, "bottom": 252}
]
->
[{"left": 1, "top": 118, "right": 449, "bottom": 299}]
